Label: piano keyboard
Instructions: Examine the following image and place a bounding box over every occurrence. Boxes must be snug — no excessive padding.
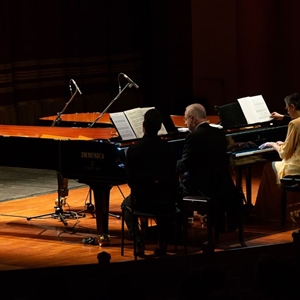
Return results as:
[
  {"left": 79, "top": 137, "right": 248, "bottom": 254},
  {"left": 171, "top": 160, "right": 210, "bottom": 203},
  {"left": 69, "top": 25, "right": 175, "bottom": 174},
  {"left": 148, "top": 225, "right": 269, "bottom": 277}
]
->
[{"left": 230, "top": 147, "right": 274, "bottom": 158}]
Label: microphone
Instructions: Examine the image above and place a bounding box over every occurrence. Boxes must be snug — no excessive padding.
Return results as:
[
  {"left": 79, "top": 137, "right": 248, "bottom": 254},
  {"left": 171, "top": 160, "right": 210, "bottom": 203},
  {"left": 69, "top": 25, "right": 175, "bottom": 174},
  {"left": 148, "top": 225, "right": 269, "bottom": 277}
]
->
[
  {"left": 118, "top": 74, "right": 122, "bottom": 93},
  {"left": 70, "top": 79, "right": 82, "bottom": 95},
  {"left": 69, "top": 80, "right": 73, "bottom": 96},
  {"left": 120, "top": 73, "right": 139, "bottom": 89}
]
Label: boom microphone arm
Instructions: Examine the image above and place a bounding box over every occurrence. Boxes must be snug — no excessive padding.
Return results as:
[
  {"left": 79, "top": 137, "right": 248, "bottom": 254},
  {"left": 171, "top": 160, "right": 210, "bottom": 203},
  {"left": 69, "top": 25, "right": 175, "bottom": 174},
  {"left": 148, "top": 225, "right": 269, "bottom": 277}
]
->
[
  {"left": 51, "top": 90, "right": 79, "bottom": 126},
  {"left": 88, "top": 82, "right": 131, "bottom": 128}
]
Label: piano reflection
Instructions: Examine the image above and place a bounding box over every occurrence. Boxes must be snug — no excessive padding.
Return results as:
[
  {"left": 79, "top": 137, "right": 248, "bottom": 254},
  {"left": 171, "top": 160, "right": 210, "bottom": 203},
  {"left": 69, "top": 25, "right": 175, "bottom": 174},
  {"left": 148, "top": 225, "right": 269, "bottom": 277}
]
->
[
  {"left": 39, "top": 112, "right": 114, "bottom": 128},
  {"left": 38, "top": 112, "right": 220, "bottom": 129}
]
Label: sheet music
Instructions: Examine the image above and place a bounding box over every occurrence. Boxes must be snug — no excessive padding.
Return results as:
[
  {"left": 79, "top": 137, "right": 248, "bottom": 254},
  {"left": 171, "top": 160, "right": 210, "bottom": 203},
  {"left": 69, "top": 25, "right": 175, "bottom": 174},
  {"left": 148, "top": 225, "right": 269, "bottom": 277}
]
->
[
  {"left": 140, "top": 107, "right": 168, "bottom": 135},
  {"left": 123, "top": 108, "right": 145, "bottom": 138},
  {"left": 238, "top": 95, "right": 272, "bottom": 124},
  {"left": 124, "top": 107, "right": 168, "bottom": 137},
  {"left": 110, "top": 112, "right": 137, "bottom": 140},
  {"left": 111, "top": 107, "right": 169, "bottom": 140}
]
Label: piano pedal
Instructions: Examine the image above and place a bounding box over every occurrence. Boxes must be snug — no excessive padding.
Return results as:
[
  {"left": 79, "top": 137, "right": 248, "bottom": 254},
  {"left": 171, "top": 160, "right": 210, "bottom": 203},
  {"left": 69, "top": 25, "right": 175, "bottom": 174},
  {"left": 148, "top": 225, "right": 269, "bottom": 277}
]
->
[{"left": 55, "top": 197, "right": 67, "bottom": 207}]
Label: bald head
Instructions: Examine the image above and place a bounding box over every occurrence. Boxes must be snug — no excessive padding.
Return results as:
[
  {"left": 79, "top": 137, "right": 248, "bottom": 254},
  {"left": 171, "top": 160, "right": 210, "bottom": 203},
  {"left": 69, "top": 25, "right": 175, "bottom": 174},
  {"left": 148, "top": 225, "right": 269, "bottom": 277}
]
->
[{"left": 184, "top": 103, "right": 207, "bottom": 131}]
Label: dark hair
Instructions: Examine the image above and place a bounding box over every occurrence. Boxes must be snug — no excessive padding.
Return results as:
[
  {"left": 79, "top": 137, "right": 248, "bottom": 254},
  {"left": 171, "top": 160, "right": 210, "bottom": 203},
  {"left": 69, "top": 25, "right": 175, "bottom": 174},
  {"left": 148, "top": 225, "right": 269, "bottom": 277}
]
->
[
  {"left": 143, "top": 108, "right": 163, "bottom": 134},
  {"left": 284, "top": 93, "right": 300, "bottom": 110}
]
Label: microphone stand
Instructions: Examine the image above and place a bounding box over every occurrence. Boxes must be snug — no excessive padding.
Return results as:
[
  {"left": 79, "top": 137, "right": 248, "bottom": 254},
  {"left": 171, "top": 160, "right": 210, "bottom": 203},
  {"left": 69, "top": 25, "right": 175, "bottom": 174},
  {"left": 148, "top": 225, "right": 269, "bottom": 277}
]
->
[
  {"left": 88, "top": 82, "right": 131, "bottom": 128},
  {"left": 51, "top": 90, "right": 79, "bottom": 126}
]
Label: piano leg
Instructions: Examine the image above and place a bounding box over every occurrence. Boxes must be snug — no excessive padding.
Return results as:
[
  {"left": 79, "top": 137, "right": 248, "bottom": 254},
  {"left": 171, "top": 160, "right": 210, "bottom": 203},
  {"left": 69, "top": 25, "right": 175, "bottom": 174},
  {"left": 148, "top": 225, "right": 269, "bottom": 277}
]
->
[
  {"left": 90, "top": 184, "right": 113, "bottom": 234},
  {"left": 233, "top": 166, "right": 252, "bottom": 206},
  {"left": 245, "top": 166, "right": 252, "bottom": 205}
]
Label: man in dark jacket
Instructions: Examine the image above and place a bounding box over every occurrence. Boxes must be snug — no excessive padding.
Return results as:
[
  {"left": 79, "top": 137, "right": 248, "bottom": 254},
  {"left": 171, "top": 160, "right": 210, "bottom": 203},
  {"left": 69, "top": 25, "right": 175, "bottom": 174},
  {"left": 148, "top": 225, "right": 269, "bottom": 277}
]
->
[
  {"left": 177, "top": 103, "right": 240, "bottom": 233},
  {"left": 121, "top": 108, "right": 178, "bottom": 256}
]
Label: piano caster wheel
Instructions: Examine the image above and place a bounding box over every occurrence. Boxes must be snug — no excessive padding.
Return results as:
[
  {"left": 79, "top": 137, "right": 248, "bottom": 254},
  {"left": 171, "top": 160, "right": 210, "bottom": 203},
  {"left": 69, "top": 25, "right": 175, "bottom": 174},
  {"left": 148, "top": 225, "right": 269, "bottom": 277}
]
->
[{"left": 54, "top": 206, "right": 64, "bottom": 214}]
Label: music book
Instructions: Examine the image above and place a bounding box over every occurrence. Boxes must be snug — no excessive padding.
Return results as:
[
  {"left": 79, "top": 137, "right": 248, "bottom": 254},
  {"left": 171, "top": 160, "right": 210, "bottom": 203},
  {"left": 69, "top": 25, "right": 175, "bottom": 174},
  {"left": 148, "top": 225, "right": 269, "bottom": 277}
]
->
[
  {"left": 237, "top": 95, "right": 272, "bottom": 124},
  {"left": 110, "top": 107, "right": 168, "bottom": 141}
]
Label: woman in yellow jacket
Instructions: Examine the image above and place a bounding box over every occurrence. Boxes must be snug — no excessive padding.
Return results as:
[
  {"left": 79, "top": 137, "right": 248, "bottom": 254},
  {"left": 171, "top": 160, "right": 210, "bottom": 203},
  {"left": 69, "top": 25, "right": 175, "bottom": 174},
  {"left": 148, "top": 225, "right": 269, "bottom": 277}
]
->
[{"left": 255, "top": 93, "right": 300, "bottom": 222}]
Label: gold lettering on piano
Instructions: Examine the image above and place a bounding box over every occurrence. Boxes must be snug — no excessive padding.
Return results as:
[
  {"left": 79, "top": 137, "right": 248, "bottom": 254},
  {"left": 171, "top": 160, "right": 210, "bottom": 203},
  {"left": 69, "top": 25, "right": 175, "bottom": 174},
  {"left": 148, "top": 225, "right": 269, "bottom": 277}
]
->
[{"left": 81, "top": 152, "right": 105, "bottom": 159}]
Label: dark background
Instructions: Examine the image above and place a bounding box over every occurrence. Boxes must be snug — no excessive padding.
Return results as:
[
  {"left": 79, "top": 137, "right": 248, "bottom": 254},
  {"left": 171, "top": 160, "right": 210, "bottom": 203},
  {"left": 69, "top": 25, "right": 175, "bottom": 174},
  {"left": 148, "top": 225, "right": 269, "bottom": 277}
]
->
[{"left": 0, "top": 0, "right": 299, "bottom": 124}]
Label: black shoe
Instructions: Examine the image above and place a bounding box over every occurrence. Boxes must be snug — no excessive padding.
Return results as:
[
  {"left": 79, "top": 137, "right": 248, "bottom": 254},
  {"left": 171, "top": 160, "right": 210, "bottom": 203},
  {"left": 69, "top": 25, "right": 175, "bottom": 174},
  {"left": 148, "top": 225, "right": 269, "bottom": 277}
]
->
[
  {"left": 153, "top": 246, "right": 167, "bottom": 256},
  {"left": 134, "top": 237, "right": 145, "bottom": 257}
]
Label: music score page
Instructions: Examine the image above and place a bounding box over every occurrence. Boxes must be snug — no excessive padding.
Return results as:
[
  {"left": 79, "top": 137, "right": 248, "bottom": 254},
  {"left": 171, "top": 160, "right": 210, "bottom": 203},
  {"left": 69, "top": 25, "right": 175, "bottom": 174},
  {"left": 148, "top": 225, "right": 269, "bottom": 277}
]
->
[
  {"left": 111, "top": 107, "right": 168, "bottom": 141},
  {"left": 237, "top": 95, "right": 272, "bottom": 124},
  {"left": 109, "top": 112, "right": 137, "bottom": 140}
]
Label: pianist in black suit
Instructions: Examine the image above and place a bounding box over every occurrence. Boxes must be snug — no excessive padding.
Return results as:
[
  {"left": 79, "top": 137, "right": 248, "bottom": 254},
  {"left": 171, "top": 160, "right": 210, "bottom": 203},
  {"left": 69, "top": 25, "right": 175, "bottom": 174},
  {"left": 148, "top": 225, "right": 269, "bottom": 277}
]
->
[
  {"left": 176, "top": 103, "right": 240, "bottom": 232},
  {"left": 121, "top": 108, "right": 178, "bottom": 256},
  {"left": 255, "top": 93, "right": 300, "bottom": 222}
]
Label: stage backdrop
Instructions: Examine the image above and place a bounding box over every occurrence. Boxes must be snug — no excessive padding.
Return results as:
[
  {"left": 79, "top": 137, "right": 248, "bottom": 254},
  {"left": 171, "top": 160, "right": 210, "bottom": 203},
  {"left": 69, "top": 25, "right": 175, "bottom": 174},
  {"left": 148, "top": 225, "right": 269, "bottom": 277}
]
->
[
  {"left": 1, "top": 1, "right": 300, "bottom": 124},
  {"left": 0, "top": 0, "right": 145, "bottom": 125}
]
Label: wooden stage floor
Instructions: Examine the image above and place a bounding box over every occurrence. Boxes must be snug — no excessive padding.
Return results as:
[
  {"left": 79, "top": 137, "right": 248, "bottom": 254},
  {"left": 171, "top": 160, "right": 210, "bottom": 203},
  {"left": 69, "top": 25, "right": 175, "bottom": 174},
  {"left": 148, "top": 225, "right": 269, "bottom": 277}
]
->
[{"left": 0, "top": 179, "right": 299, "bottom": 272}]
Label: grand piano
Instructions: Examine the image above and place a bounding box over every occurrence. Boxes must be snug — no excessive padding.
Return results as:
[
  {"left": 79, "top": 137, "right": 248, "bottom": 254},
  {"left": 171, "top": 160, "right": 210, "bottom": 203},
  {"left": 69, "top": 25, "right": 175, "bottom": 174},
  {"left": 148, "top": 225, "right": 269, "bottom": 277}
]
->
[
  {"left": 215, "top": 102, "right": 289, "bottom": 205},
  {"left": 0, "top": 125, "right": 128, "bottom": 234}
]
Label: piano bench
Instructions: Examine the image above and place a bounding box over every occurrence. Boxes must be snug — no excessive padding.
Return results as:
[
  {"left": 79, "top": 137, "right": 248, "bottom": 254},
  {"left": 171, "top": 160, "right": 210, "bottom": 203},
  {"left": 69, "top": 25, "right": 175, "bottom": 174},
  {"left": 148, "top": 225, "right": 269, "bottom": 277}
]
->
[
  {"left": 280, "top": 175, "right": 300, "bottom": 226},
  {"left": 121, "top": 204, "right": 181, "bottom": 260},
  {"left": 182, "top": 194, "right": 245, "bottom": 254},
  {"left": 182, "top": 195, "right": 214, "bottom": 254}
]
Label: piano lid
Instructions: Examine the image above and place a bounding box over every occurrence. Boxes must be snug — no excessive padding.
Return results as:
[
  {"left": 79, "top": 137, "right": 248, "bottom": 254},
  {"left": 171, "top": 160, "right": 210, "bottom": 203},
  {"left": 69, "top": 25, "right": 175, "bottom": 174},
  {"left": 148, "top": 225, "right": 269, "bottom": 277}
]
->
[{"left": 215, "top": 102, "right": 278, "bottom": 131}]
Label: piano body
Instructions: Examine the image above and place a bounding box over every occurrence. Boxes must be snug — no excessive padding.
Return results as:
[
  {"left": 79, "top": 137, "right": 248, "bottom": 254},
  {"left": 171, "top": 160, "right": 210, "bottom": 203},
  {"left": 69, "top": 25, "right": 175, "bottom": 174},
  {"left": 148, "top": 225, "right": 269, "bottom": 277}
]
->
[
  {"left": 0, "top": 123, "right": 187, "bottom": 234},
  {"left": 0, "top": 125, "right": 127, "bottom": 234}
]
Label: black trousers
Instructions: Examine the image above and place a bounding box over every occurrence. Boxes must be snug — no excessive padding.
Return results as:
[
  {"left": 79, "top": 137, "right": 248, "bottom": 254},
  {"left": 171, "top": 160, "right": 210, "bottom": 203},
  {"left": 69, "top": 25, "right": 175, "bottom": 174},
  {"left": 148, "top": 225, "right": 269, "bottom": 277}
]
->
[{"left": 121, "top": 195, "right": 172, "bottom": 248}]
